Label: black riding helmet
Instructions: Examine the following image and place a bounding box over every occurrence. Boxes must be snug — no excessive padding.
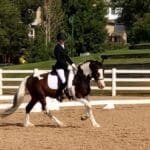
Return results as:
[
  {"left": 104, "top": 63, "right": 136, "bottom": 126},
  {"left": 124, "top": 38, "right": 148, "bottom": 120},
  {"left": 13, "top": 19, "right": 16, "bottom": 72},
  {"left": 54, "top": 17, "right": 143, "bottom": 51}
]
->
[{"left": 57, "top": 32, "right": 66, "bottom": 41}]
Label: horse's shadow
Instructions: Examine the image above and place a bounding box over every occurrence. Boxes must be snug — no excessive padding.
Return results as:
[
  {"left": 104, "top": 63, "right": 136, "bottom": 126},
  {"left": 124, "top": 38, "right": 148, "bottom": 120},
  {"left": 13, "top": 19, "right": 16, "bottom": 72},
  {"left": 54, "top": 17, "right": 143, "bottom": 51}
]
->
[
  {"left": 36, "top": 124, "right": 80, "bottom": 128},
  {"left": 0, "top": 122, "right": 23, "bottom": 127},
  {"left": 0, "top": 122, "right": 80, "bottom": 128}
]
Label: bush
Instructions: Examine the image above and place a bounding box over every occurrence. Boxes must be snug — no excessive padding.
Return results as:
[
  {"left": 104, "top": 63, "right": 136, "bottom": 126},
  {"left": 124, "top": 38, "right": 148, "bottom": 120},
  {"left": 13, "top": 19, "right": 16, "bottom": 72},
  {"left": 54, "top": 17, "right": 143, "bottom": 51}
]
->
[
  {"left": 28, "top": 27, "right": 54, "bottom": 63},
  {"left": 101, "top": 42, "right": 127, "bottom": 51},
  {"left": 130, "top": 13, "right": 150, "bottom": 44}
]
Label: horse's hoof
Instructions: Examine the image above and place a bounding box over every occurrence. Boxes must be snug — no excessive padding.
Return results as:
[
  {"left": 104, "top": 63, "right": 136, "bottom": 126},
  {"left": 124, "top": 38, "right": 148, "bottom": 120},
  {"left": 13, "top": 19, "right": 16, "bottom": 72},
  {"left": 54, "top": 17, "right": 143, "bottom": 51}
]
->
[
  {"left": 93, "top": 123, "right": 100, "bottom": 128},
  {"left": 58, "top": 123, "right": 66, "bottom": 128},
  {"left": 81, "top": 115, "right": 89, "bottom": 121},
  {"left": 24, "top": 122, "right": 35, "bottom": 127}
]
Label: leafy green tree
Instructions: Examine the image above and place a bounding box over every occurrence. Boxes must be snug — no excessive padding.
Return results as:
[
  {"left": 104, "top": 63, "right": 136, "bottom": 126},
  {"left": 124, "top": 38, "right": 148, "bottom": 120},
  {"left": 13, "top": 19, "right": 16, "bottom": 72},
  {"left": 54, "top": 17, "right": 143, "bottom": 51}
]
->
[
  {"left": 0, "top": 0, "right": 29, "bottom": 63},
  {"left": 43, "top": 0, "right": 64, "bottom": 44},
  {"left": 63, "top": 0, "right": 107, "bottom": 55},
  {"left": 111, "top": 0, "right": 150, "bottom": 29},
  {"left": 111, "top": 0, "right": 150, "bottom": 43},
  {"left": 131, "top": 13, "right": 150, "bottom": 43},
  {"left": 27, "top": 27, "right": 54, "bottom": 62}
]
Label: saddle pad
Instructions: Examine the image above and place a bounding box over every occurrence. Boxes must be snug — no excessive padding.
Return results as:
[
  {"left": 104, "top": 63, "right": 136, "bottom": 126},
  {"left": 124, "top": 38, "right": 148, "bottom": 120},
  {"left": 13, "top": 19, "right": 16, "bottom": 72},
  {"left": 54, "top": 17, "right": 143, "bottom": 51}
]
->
[{"left": 48, "top": 74, "right": 58, "bottom": 90}]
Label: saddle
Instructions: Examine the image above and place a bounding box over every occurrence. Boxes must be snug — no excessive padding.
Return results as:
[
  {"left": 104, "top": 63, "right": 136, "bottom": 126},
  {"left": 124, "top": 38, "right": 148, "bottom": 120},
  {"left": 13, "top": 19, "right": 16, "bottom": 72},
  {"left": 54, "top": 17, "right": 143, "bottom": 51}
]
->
[{"left": 47, "top": 66, "right": 75, "bottom": 99}]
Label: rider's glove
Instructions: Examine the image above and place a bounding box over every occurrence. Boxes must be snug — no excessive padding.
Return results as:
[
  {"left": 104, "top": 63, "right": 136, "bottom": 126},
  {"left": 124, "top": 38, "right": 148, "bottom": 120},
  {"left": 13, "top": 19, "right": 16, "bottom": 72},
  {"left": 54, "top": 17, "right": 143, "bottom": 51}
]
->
[
  {"left": 72, "top": 63, "right": 77, "bottom": 70},
  {"left": 68, "top": 65, "right": 72, "bottom": 70}
]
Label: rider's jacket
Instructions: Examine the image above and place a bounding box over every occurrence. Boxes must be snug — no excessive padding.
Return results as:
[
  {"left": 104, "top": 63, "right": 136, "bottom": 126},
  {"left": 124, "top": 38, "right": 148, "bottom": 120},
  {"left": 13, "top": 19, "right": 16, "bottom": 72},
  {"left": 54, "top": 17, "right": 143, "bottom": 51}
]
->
[{"left": 54, "top": 43, "right": 73, "bottom": 70}]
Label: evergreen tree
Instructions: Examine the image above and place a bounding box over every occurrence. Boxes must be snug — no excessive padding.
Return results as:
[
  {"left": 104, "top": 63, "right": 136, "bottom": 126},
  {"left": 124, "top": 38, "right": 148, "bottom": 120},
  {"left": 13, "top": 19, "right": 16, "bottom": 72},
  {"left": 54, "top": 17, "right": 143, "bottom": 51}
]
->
[
  {"left": 131, "top": 13, "right": 150, "bottom": 43},
  {"left": 63, "top": 0, "right": 107, "bottom": 55},
  {"left": 0, "top": 0, "right": 29, "bottom": 63}
]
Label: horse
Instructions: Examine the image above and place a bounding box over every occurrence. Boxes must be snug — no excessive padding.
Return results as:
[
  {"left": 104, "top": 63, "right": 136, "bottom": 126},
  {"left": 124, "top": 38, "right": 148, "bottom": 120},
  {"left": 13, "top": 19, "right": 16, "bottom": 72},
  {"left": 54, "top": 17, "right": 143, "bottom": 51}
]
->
[{"left": 0, "top": 60, "right": 105, "bottom": 128}]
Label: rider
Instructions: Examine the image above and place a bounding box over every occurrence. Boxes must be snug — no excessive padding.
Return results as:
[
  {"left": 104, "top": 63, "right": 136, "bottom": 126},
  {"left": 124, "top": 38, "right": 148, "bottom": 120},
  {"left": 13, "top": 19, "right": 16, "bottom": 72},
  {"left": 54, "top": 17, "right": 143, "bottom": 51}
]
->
[{"left": 54, "top": 32, "right": 77, "bottom": 102}]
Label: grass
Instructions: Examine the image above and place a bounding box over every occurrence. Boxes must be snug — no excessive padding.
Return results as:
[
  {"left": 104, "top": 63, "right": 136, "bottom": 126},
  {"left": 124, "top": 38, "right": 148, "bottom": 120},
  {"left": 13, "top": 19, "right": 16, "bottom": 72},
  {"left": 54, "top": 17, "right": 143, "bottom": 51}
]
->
[{"left": 1, "top": 48, "right": 150, "bottom": 70}]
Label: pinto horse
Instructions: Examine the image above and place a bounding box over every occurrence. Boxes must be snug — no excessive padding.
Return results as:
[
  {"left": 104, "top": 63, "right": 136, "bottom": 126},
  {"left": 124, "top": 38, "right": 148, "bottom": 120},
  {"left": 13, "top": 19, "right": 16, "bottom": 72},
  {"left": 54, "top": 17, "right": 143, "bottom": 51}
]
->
[{"left": 0, "top": 60, "right": 105, "bottom": 127}]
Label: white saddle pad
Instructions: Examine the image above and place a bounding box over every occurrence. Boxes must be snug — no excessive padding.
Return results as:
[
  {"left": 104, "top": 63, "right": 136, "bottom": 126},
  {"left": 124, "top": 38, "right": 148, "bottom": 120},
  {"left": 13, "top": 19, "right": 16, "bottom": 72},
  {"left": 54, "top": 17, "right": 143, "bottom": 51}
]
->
[{"left": 48, "top": 74, "right": 58, "bottom": 90}]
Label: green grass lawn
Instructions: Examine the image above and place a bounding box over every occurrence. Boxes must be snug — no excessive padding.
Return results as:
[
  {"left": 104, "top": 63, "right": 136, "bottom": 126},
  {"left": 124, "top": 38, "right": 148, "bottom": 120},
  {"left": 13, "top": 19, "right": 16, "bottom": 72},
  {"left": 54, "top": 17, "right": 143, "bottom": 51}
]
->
[{"left": 1, "top": 48, "right": 150, "bottom": 70}]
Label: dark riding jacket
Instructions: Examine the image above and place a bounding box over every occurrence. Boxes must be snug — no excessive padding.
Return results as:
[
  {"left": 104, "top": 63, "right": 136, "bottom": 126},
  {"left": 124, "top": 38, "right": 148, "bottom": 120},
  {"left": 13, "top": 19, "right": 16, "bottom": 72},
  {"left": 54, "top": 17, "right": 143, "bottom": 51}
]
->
[{"left": 54, "top": 43, "right": 73, "bottom": 70}]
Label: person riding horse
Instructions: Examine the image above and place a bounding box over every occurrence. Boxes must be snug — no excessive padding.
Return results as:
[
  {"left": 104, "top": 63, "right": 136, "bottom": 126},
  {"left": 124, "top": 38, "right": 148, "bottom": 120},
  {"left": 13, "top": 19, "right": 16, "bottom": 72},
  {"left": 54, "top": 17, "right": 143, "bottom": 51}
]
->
[{"left": 54, "top": 32, "right": 77, "bottom": 102}]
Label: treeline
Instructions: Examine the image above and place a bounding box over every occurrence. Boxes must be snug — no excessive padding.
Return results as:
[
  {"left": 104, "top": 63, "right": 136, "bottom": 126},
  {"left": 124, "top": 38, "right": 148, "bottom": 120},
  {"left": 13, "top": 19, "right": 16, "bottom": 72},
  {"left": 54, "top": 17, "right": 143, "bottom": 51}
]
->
[
  {"left": 0, "top": 0, "right": 149, "bottom": 64},
  {"left": 111, "top": 0, "right": 150, "bottom": 44}
]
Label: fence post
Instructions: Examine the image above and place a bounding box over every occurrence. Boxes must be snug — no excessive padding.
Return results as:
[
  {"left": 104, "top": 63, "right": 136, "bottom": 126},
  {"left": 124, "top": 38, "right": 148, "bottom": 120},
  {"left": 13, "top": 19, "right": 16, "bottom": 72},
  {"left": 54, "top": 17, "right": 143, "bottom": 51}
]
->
[
  {"left": 112, "top": 68, "right": 116, "bottom": 96},
  {"left": 0, "top": 69, "right": 3, "bottom": 95}
]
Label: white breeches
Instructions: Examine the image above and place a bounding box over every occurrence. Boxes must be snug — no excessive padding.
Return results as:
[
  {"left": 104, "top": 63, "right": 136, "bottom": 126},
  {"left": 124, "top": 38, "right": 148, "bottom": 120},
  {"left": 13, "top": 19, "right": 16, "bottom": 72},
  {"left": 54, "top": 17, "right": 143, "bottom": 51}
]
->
[
  {"left": 56, "top": 69, "right": 66, "bottom": 84},
  {"left": 68, "top": 70, "right": 74, "bottom": 88}
]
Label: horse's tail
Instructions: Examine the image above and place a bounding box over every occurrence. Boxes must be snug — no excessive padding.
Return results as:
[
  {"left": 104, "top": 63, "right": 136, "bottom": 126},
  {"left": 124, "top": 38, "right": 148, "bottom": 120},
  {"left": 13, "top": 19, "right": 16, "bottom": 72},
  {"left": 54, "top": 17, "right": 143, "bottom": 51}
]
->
[{"left": 0, "top": 76, "right": 29, "bottom": 118}]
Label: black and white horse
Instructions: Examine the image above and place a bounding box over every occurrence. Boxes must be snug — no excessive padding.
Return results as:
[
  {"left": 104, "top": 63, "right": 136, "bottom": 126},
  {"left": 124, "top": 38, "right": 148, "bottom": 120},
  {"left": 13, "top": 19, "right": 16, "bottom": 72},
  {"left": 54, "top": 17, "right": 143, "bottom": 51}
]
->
[{"left": 0, "top": 60, "right": 105, "bottom": 127}]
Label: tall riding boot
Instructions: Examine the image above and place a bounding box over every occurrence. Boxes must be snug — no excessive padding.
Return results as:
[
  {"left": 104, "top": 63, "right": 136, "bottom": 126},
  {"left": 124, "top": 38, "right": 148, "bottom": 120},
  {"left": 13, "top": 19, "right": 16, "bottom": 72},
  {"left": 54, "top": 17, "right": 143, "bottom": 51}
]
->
[{"left": 56, "top": 83, "right": 66, "bottom": 102}]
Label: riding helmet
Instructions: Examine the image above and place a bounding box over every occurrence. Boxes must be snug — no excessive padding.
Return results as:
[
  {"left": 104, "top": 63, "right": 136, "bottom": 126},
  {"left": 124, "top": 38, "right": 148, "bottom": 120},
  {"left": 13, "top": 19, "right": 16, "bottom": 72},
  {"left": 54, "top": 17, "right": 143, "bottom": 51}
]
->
[{"left": 57, "top": 32, "right": 66, "bottom": 41}]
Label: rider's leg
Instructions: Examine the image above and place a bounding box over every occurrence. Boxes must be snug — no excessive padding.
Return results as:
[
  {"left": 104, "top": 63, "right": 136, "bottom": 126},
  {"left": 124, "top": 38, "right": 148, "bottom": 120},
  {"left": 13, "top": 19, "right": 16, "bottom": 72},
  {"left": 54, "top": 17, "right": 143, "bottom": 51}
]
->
[
  {"left": 56, "top": 69, "right": 66, "bottom": 102},
  {"left": 67, "top": 69, "right": 75, "bottom": 98}
]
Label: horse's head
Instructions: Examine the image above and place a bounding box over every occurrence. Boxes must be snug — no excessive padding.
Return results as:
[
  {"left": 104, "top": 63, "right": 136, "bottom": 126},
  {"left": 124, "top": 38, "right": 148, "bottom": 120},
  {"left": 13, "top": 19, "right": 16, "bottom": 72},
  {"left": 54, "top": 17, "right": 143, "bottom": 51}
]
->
[
  {"left": 79, "top": 60, "right": 105, "bottom": 89},
  {"left": 89, "top": 60, "right": 105, "bottom": 89}
]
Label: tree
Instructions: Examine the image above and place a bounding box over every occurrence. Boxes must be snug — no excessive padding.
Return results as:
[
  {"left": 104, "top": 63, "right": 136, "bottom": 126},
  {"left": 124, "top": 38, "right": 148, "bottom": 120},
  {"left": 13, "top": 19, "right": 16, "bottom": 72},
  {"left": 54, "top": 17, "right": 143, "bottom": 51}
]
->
[
  {"left": 63, "top": 0, "right": 107, "bottom": 55},
  {"left": 111, "top": 0, "right": 150, "bottom": 43},
  {"left": 110, "top": 0, "right": 150, "bottom": 29},
  {"left": 131, "top": 13, "right": 150, "bottom": 43},
  {"left": 0, "top": 0, "right": 29, "bottom": 63},
  {"left": 14, "top": 0, "right": 44, "bottom": 25},
  {"left": 44, "top": 0, "right": 64, "bottom": 45},
  {"left": 12, "top": 0, "right": 64, "bottom": 62}
]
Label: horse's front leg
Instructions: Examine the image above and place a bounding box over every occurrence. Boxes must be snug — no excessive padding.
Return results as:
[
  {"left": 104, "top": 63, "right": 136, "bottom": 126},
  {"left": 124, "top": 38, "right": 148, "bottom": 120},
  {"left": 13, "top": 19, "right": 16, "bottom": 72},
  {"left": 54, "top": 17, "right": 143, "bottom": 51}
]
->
[{"left": 80, "top": 98, "right": 100, "bottom": 128}]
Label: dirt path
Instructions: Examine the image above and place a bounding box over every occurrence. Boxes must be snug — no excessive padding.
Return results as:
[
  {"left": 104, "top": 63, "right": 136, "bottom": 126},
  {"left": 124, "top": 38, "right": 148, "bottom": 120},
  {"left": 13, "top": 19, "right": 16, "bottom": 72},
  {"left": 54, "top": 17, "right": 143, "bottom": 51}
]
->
[{"left": 0, "top": 104, "right": 150, "bottom": 150}]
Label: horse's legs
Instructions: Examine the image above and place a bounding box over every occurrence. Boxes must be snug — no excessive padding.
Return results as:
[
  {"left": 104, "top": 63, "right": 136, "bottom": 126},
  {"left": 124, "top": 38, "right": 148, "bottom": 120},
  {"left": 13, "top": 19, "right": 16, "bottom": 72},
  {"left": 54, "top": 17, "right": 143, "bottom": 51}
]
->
[
  {"left": 39, "top": 97, "right": 65, "bottom": 127},
  {"left": 24, "top": 99, "right": 37, "bottom": 127},
  {"left": 44, "top": 106, "right": 65, "bottom": 127},
  {"left": 80, "top": 98, "right": 100, "bottom": 128}
]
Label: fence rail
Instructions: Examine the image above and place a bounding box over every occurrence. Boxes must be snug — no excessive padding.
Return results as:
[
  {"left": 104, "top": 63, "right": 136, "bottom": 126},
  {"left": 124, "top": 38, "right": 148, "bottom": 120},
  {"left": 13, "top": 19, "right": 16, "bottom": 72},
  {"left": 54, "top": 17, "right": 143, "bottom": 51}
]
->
[{"left": 0, "top": 68, "right": 150, "bottom": 98}]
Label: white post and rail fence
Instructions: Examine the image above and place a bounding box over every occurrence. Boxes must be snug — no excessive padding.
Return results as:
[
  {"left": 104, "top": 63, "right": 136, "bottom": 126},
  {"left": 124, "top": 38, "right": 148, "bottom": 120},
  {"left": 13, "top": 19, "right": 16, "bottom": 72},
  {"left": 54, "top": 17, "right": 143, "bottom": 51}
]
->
[
  {"left": 0, "top": 68, "right": 150, "bottom": 111},
  {"left": 1, "top": 68, "right": 150, "bottom": 97}
]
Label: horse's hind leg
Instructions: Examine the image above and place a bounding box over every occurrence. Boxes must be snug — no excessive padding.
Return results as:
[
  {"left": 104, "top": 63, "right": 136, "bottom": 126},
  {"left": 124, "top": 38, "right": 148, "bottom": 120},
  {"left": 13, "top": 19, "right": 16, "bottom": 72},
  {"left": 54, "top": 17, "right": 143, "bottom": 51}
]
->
[
  {"left": 43, "top": 102, "right": 65, "bottom": 127},
  {"left": 45, "top": 109, "right": 65, "bottom": 127},
  {"left": 80, "top": 98, "right": 100, "bottom": 128},
  {"left": 24, "top": 99, "right": 37, "bottom": 127}
]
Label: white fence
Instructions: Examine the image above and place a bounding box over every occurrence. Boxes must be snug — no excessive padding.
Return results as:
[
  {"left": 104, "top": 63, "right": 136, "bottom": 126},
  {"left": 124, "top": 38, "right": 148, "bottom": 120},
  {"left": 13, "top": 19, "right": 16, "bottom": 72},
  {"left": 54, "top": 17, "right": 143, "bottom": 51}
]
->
[
  {"left": 0, "top": 68, "right": 150, "bottom": 98},
  {"left": 0, "top": 68, "right": 150, "bottom": 111}
]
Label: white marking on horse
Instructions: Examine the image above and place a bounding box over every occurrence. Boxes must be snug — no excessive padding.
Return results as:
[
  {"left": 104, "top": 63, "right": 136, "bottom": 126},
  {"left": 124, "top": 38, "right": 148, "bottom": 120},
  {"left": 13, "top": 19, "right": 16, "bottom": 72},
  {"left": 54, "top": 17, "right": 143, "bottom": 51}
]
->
[
  {"left": 80, "top": 62, "right": 91, "bottom": 76},
  {"left": 80, "top": 98, "right": 100, "bottom": 127},
  {"left": 98, "top": 69, "right": 103, "bottom": 79},
  {"left": 24, "top": 114, "right": 35, "bottom": 127},
  {"left": 97, "top": 69, "right": 105, "bottom": 88},
  {"left": 33, "top": 68, "right": 43, "bottom": 80}
]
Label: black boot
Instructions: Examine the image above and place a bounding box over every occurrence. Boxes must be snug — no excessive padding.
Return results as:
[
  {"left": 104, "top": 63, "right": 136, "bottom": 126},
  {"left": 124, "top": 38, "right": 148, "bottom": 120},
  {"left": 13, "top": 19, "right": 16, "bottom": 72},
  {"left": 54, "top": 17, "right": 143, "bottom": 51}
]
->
[{"left": 56, "top": 83, "right": 66, "bottom": 102}]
